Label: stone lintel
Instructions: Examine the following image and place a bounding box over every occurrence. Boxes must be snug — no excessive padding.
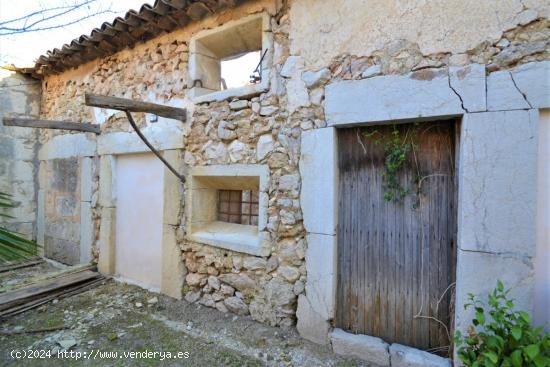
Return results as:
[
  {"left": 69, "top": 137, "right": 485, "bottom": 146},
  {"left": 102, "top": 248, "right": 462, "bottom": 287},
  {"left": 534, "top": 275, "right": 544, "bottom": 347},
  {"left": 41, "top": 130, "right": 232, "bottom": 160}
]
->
[
  {"left": 325, "top": 65, "right": 486, "bottom": 126},
  {"left": 38, "top": 133, "right": 96, "bottom": 160},
  {"left": 487, "top": 61, "right": 550, "bottom": 111},
  {"left": 97, "top": 125, "right": 184, "bottom": 155}
]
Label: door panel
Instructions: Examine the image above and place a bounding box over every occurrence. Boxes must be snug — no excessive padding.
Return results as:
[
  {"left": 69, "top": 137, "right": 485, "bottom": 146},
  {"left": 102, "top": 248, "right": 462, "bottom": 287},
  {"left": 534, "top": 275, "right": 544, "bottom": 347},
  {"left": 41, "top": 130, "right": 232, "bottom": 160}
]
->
[
  {"left": 115, "top": 153, "right": 164, "bottom": 290},
  {"left": 336, "top": 121, "right": 457, "bottom": 352}
]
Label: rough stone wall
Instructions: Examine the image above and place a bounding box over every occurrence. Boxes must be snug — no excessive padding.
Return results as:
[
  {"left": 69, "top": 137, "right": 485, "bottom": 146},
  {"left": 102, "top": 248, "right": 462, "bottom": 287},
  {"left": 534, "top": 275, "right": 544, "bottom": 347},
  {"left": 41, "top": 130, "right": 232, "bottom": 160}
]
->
[
  {"left": 289, "top": 0, "right": 550, "bottom": 70},
  {"left": 182, "top": 93, "right": 312, "bottom": 325},
  {"left": 0, "top": 70, "right": 41, "bottom": 239},
  {"left": 36, "top": 0, "right": 550, "bottom": 327}
]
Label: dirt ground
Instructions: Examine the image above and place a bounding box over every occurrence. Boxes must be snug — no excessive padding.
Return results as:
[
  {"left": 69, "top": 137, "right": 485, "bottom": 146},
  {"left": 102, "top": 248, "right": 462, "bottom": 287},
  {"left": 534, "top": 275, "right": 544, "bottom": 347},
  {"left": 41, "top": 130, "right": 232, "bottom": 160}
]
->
[{"left": 0, "top": 264, "right": 366, "bottom": 366}]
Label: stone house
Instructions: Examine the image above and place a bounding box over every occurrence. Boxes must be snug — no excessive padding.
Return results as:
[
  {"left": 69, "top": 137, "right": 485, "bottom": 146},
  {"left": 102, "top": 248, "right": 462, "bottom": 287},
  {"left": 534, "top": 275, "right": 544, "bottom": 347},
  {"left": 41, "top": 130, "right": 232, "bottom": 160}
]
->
[{"left": 1, "top": 0, "right": 549, "bottom": 365}]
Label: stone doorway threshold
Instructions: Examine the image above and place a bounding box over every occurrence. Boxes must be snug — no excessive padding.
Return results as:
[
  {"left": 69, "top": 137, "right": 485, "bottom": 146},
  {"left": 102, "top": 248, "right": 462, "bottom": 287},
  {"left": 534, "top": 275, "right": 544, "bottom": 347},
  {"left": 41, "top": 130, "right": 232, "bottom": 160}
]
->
[{"left": 331, "top": 328, "right": 452, "bottom": 367}]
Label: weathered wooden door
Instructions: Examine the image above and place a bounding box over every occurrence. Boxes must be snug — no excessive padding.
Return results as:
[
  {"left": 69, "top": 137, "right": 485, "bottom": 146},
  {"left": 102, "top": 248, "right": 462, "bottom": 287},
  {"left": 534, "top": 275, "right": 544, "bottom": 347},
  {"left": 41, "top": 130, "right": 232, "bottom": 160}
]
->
[{"left": 336, "top": 121, "right": 457, "bottom": 352}]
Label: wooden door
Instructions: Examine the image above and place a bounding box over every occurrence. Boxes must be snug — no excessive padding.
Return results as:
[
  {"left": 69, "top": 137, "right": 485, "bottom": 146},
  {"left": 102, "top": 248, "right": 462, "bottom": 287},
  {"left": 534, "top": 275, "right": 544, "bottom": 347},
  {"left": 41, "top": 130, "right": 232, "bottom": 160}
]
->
[{"left": 336, "top": 121, "right": 457, "bottom": 353}]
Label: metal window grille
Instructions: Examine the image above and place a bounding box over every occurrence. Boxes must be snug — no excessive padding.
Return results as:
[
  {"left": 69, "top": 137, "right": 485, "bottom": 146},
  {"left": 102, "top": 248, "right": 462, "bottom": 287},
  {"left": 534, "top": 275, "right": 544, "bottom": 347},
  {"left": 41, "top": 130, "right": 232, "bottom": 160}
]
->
[{"left": 218, "top": 190, "right": 259, "bottom": 225}]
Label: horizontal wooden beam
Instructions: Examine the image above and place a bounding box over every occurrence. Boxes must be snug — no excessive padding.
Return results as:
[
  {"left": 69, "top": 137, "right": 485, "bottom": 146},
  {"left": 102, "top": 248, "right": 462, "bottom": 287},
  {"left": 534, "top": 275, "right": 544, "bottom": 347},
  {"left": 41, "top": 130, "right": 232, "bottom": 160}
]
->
[
  {"left": 2, "top": 117, "right": 101, "bottom": 134},
  {"left": 85, "top": 93, "right": 187, "bottom": 121}
]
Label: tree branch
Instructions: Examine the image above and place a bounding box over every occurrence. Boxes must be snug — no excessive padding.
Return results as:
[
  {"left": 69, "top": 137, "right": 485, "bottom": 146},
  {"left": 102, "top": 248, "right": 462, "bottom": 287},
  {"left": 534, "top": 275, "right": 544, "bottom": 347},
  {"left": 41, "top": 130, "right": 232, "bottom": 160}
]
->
[{"left": 0, "top": 0, "right": 114, "bottom": 36}]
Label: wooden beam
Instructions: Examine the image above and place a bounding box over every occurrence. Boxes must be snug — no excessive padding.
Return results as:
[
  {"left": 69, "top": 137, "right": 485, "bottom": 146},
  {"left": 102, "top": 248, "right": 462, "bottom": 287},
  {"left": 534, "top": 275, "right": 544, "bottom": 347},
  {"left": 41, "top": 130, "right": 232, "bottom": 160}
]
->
[
  {"left": 85, "top": 93, "right": 187, "bottom": 121},
  {"left": 3, "top": 117, "right": 101, "bottom": 134}
]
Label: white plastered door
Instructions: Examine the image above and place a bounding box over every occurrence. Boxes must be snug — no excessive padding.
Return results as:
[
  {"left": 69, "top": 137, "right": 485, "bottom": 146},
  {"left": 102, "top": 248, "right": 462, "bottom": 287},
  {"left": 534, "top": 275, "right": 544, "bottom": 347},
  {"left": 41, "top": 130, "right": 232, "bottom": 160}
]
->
[{"left": 115, "top": 153, "right": 164, "bottom": 290}]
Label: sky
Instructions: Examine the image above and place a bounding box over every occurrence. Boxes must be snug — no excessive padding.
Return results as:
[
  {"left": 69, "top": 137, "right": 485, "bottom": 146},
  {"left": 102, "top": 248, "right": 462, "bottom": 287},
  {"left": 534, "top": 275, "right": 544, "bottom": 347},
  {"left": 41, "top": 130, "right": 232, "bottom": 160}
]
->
[
  {"left": 0, "top": 0, "right": 152, "bottom": 66},
  {"left": 0, "top": 0, "right": 258, "bottom": 88}
]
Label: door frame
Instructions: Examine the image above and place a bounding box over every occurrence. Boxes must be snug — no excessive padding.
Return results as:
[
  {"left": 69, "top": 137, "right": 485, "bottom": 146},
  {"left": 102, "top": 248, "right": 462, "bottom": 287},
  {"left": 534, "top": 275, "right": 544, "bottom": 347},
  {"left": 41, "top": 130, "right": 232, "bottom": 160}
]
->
[
  {"left": 114, "top": 152, "right": 166, "bottom": 291},
  {"left": 96, "top": 139, "right": 185, "bottom": 299},
  {"left": 334, "top": 121, "right": 459, "bottom": 349},
  {"left": 297, "top": 62, "right": 541, "bottom": 363}
]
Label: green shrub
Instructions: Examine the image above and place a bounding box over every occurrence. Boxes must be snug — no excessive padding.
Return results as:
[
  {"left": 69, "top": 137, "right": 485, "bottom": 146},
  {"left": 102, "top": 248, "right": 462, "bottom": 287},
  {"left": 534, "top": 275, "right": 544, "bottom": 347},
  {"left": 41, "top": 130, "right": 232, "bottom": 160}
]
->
[{"left": 455, "top": 280, "right": 550, "bottom": 367}]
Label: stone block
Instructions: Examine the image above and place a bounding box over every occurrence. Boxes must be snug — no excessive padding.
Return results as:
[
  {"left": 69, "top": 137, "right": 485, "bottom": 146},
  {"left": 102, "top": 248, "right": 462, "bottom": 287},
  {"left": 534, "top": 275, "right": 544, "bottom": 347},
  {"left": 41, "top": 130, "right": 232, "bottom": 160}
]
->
[
  {"left": 192, "top": 78, "right": 270, "bottom": 103},
  {"left": 44, "top": 236, "right": 80, "bottom": 265},
  {"left": 362, "top": 64, "right": 381, "bottom": 78},
  {"left": 38, "top": 134, "right": 96, "bottom": 160},
  {"left": 11, "top": 160, "right": 34, "bottom": 183},
  {"left": 79, "top": 202, "right": 93, "bottom": 264},
  {"left": 510, "top": 61, "right": 550, "bottom": 109},
  {"left": 330, "top": 328, "right": 390, "bottom": 366},
  {"left": 287, "top": 75, "right": 310, "bottom": 113},
  {"left": 218, "top": 273, "right": 258, "bottom": 291},
  {"left": 37, "top": 190, "right": 45, "bottom": 251},
  {"left": 302, "top": 68, "right": 331, "bottom": 88},
  {"left": 454, "top": 250, "right": 535, "bottom": 338},
  {"left": 161, "top": 224, "right": 185, "bottom": 299},
  {"left": 98, "top": 125, "right": 184, "bottom": 155},
  {"left": 44, "top": 221, "right": 79, "bottom": 241},
  {"left": 459, "top": 110, "right": 537, "bottom": 256},
  {"left": 304, "top": 233, "right": 337, "bottom": 320},
  {"left": 98, "top": 207, "right": 116, "bottom": 275},
  {"left": 281, "top": 56, "right": 301, "bottom": 78},
  {"left": 449, "top": 63, "right": 486, "bottom": 112},
  {"left": 56, "top": 196, "right": 78, "bottom": 217},
  {"left": 296, "top": 295, "right": 331, "bottom": 345},
  {"left": 162, "top": 150, "right": 182, "bottom": 226},
  {"left": 278, "top": 173, "right": 300, "bottom": 191},
  {"left": 256, "top": 134, "right": 274, "bottom": 160},
  {"left": 229, "top": 100, "right": 248, "bottom": 110},
  {"left": 80, "top": 157, "right": 93, "bottom": 202},
  {"left": 326, "top": 67, "right": 483, "bottom": 126},
  {"left": 11, "top": 137, "right": 36, "bottom": 161},
  {"left": 189, "top": 164, "right": 270, "bottom": 192},
  {"left": 300, "top": 127, "right": 337, "bottom": 235},
  {"left": 257, "top": 191, "right": 268, "bottom": 231},
  {"left": 98, "top": 155, "right": 115, "bottom": 208},
  {"left": 224, "top": 296, "right": 249, "bottom": 315},
  {"left": 487, "top": 70, "right": 530, "bottom": 111},
  {"left": 389, "top": 343, "right": 451, "bottom": 367},
  {"left": 49, "top": 158, "right": 79, "bottom": 192}
]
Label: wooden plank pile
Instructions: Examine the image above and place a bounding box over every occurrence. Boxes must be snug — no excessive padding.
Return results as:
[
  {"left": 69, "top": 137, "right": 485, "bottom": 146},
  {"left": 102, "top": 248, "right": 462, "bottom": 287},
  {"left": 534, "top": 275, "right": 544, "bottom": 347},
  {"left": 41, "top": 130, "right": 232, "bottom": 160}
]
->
[
  {"left": 0, "top": 266, "right": 106, "bottom": 318},
  {"left": 0, "top": 258, "right": 44, "bottom": 273}
]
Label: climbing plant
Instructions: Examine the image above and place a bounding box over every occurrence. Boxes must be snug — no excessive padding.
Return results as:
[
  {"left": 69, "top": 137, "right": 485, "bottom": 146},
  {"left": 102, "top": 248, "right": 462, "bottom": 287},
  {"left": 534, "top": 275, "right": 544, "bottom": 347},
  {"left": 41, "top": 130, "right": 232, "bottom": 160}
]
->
[{"left": 363, "top": 125, "right": 418, "bottom": 202}]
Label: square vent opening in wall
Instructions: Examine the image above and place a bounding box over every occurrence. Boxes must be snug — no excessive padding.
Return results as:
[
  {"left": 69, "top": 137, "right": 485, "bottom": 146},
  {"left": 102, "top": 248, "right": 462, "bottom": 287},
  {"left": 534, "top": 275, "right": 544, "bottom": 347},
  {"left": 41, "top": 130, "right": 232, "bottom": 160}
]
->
[
  {"left": 188, "top": 13, "right": 272, "bottom": 103},
  {"left": 186, "top": 165, "right": 270, "bottom": 256}
]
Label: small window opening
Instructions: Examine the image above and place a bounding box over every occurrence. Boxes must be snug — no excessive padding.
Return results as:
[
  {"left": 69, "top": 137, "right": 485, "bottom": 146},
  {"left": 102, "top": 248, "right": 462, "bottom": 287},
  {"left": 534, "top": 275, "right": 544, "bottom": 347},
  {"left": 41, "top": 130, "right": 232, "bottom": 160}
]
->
[
  {"left": 189, "top": 14, "right": 268, "bottom": 98},
  {"left": 220, "top": 50, "right": 261, "bottom": 90},
  {"left": 218, "top": 189, "right": 259, "bottom": 225}
]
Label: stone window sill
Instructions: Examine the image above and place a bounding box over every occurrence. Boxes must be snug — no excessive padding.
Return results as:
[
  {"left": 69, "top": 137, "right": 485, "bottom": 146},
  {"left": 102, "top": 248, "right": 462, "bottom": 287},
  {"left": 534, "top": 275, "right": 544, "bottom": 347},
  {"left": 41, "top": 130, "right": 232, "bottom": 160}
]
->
[
  {"left": 189, "top": 77, "right": 269, "bottom": 104},
  {"left": 188, "top": 221, "right": 267, "bottom": 256}
]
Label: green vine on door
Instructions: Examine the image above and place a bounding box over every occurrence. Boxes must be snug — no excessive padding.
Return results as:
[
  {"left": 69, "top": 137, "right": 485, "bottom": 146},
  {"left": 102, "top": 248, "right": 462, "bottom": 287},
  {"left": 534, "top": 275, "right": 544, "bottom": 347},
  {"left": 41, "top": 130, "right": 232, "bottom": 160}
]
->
[{"left": 362, "top": 125, "right": 419, "bottom": 202}]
